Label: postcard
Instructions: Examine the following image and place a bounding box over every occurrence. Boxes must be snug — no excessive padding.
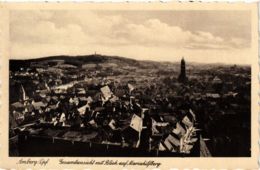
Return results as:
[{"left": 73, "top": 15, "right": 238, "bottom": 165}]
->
[{"left": 0, "top": 2, "right": 258, "bottom": 169}]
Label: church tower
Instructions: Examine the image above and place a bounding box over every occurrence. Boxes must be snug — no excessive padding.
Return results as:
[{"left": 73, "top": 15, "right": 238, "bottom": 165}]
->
[{"left": 178, "top": 57, "right": 188, "bottom": 83}]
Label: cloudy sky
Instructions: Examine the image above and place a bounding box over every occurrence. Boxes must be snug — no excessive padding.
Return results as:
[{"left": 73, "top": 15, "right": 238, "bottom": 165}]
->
[{"left": 10, "top": 10, "right": 251, "bottom": 64}]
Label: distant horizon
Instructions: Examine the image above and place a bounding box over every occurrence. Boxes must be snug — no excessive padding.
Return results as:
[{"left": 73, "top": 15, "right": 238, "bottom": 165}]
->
[{"left": 10, "top": 53, "right": 251, "bottom": 66}]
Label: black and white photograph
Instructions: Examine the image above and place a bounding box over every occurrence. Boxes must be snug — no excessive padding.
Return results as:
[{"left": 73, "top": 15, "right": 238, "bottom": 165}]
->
[{"left": 8, "top": 8, "right": 253, "bottom": 158}]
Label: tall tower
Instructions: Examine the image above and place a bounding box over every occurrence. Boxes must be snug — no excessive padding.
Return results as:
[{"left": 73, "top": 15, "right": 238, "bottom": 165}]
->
[{"left": 178, "top": 57, "right": 188, "bottom": 83}]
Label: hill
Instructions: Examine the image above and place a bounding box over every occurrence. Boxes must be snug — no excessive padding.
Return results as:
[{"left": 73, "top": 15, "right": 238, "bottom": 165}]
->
[{"left": 9, "top": 54, "right": 162, "bottom": 71}]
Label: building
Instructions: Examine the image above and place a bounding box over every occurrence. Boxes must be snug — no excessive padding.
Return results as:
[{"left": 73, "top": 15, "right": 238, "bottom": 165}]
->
[{"left": 178, "top": 57, "right": 188, "bottom": 83}]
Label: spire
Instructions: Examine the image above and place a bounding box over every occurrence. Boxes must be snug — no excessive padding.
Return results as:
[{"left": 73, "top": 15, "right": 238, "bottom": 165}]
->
[
  {"left": 181, "top": 57, "right": 185, "bottom": 64},
  {"left": 21, "top": 85, "right": 26, "bottom": 101},
  {"left": 20, "top": 84, "right": 28, "bottom": 101}
]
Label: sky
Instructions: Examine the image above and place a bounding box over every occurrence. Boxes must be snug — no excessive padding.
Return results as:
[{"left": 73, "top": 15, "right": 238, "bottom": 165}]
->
[{"left": 10, "top": 10, "right": 251, "bottom": 64}]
